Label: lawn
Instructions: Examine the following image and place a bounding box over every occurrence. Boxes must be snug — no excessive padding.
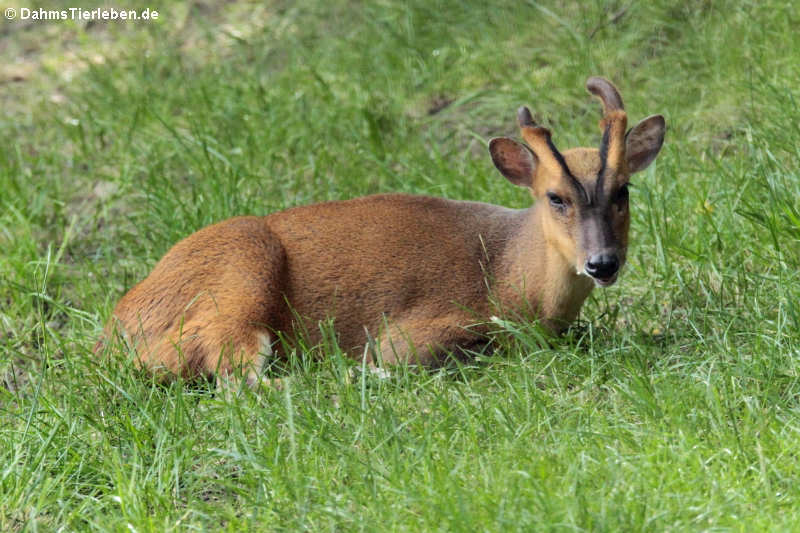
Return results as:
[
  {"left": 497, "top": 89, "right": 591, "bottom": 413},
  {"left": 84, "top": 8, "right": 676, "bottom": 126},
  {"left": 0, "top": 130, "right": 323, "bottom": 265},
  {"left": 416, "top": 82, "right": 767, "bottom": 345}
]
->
[{"left": 2, "top": 0, "right": 800, "bottom": 530}]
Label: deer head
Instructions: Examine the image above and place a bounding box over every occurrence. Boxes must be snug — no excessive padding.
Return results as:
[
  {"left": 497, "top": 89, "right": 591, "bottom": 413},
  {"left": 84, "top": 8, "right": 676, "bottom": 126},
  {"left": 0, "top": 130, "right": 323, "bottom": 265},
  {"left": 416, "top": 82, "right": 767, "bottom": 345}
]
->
[{"left": 489, "top": 76, "right": 666, "bottom": 286}]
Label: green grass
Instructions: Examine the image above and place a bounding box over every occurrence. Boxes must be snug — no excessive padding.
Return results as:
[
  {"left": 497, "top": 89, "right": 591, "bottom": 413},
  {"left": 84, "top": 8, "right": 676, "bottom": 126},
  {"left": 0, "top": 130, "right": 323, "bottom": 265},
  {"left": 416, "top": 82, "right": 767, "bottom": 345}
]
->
[{"left": 2, "top": 0, "right": 800, "bottom": 530}]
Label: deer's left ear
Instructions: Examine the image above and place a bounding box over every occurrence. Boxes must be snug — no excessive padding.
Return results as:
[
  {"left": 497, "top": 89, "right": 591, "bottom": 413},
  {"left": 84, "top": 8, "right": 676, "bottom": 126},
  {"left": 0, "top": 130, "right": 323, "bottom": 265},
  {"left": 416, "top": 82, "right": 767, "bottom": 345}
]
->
[{"left": 625, "top": 115, "right": 666, "bottom": 173}]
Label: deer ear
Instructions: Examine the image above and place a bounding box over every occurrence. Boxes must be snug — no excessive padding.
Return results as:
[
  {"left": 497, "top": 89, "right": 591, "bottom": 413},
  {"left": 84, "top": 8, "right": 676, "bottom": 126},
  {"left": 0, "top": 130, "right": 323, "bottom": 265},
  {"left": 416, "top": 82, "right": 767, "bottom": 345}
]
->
[
  {"left": 625, "top": 115, "right": 665, "bottom": 173},
  {"left": 489, "top": 137, "right": 537, "bottom": 188}
]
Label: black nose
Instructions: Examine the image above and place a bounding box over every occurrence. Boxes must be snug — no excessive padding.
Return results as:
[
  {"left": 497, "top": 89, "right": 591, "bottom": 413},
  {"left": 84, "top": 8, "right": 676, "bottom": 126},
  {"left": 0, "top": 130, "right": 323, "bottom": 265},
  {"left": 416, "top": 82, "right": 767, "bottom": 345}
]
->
[{"left": 585, "top": 253, "right": 619, "bottom": 279}]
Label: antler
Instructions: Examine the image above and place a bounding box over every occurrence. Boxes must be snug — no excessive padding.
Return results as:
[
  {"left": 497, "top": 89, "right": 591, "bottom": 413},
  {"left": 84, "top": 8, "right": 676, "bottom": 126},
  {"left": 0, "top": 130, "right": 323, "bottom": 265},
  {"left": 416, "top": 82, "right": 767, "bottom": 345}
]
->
[
  {"left": 516, "top": 106, "right": 568, "bottom": 181},
  {"left": 517, "top": 105, "right": 587, "bottom": 199},
  {"left": 586, "top": 77, "right": 624, "bottom": 114},
  {"left": 586, "top": 77, "right": 628, "bottom": 176},
  {"left": 517, "top": 106, "right": 536, "bottom": 128}
]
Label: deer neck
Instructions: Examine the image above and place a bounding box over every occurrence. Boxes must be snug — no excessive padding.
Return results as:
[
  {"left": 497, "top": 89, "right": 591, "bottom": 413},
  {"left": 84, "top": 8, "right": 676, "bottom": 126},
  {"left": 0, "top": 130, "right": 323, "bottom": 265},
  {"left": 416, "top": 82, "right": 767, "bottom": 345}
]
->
[{"left": 490, "top": 205, "right": 595, "bottom": 330}]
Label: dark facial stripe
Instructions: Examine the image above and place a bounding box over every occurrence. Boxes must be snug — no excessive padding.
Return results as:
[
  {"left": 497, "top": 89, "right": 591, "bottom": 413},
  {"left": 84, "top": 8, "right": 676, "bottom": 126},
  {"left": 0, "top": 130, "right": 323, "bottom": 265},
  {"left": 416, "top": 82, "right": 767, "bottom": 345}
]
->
[
  {"left": 595, "top": 123, "right": 611, "bottom": 199},
  {"left": 544, "top": 135, "right": 588, "bottom": 204},
  {"left": 581, "top": 208, "right": 618, "bottom": 253}
]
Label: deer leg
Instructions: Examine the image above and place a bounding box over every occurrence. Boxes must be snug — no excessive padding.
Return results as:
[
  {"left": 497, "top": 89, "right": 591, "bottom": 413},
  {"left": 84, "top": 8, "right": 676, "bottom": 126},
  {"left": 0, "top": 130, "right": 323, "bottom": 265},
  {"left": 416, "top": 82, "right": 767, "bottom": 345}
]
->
[{"left": 375, "top": 315, "right": 485, "bottom": 367}]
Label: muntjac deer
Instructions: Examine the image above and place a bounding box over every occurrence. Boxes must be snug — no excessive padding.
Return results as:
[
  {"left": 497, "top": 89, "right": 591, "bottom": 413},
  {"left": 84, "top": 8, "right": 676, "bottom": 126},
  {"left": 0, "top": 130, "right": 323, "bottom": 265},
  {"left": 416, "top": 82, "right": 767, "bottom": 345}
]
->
[{"left": 97, "top": 77, "right": 665, "bottom": 384}]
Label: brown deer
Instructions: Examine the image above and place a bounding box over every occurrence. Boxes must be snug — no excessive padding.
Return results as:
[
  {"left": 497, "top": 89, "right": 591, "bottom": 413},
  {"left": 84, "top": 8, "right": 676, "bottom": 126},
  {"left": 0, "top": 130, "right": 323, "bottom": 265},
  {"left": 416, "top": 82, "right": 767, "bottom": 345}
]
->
[{"left": 96, "top": 77, "right": 665, "bottom": 384}]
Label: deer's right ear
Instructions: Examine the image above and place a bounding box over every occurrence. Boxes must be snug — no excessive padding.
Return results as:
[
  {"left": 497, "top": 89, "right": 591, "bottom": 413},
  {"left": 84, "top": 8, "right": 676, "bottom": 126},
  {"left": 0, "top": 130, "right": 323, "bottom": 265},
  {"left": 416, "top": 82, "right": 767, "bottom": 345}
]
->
[{"left": 489, "top": 137, "right": 538, "bottom": 188}]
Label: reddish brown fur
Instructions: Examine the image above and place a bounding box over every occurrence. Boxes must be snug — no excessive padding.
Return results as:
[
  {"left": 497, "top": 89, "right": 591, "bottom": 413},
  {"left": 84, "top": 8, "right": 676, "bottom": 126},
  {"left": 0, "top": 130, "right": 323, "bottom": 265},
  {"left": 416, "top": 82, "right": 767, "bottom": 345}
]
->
[{"left": 97, "top": 77, "right": 665, "bottom": 382}]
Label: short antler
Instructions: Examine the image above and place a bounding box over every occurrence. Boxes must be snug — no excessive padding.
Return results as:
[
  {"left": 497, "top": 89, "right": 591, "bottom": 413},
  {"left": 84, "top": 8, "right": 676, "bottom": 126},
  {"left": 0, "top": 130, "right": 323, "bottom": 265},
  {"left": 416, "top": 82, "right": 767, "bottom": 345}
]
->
[
  {"left": 517, "top": 106, "right": 536, "bottom": 128},
  {"left": 586, "top": 76, "right": 624, "bottom": 114},
  {"left": 516, "top": 106, "right": 569, "bottom": 184},
  {"left": 586, "top": 77, "right": 628, "bottom": 176}
]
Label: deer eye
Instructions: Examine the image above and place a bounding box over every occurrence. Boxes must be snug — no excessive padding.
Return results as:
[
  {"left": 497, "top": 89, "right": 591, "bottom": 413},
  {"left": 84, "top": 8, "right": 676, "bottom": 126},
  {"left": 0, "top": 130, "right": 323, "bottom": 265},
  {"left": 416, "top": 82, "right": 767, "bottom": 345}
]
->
[
  {"left": 547, "top": 192, "right": 566, "bottom": 210},
  {"left": 615, "top": 184, "right": 629, "bottom": 203}
]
